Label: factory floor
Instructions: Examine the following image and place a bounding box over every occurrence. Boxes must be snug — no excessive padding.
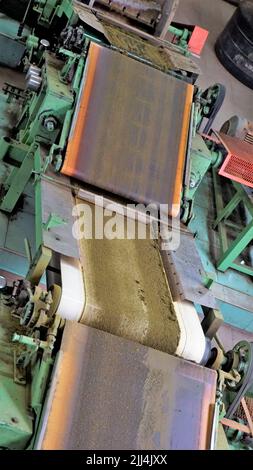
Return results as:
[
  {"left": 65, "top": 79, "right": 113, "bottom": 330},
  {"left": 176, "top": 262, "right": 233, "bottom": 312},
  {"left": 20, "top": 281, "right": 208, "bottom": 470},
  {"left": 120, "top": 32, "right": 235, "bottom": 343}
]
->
[{"left": 175, "top": 0, "right": 253, "bottom": 349}]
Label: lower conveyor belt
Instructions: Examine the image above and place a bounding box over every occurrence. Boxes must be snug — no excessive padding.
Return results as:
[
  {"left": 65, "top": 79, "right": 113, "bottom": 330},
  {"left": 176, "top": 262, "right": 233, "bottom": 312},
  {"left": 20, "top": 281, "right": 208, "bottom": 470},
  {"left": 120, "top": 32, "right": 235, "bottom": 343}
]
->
[{"left": 37, "top": 322, "right": 217, "bottom": 450}]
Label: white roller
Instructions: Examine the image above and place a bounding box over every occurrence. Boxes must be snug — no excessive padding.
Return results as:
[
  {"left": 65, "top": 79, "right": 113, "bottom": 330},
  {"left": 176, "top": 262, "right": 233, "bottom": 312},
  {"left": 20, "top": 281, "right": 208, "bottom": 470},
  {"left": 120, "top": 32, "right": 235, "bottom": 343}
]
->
[
  {"left": 56, "top": 256, "right": 205, "bottom": 362},
  {"left": 174, "top": 300, "right": 206, "bottom": 364},
  {"left": 57, "top": 255, "right": 85, "bottom": 321}
]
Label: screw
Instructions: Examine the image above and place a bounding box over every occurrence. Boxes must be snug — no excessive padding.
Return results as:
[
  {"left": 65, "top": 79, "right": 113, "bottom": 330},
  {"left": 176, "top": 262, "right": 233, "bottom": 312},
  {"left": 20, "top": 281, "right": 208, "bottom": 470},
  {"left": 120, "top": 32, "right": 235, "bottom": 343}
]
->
[
  {"left": 189, "top": 178, "right": 196, "bottom": 189},
  {"left": 43, "top": 117, "right": 57, "bottom": 132},
  {"left": 53, "top": 154, "right": 63, "bottom": 172}
]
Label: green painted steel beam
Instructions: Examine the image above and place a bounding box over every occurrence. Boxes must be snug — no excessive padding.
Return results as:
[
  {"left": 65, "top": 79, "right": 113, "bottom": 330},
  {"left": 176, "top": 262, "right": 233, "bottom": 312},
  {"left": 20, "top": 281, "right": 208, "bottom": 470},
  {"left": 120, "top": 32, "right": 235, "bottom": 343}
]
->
[
  {"left": 217, "top": 218, "right": 253, "bottom": 273},
  {"left": 212, "top": 168, "right": 253, "bottom": 275},
  {"left": 34, "top": 147, "right": 43, "bottom": 251},
  {"left": 0, "top": 146, "right": 36, "bottom": 213},
  {"left": 34, "top": 0, "right": 77, "bottom": 26},
  {"left": 231, "top": 262, "right": 253, "bottom": 276},
  {"left": 213, "top": 189, "right": 244, "bottom": 229}
]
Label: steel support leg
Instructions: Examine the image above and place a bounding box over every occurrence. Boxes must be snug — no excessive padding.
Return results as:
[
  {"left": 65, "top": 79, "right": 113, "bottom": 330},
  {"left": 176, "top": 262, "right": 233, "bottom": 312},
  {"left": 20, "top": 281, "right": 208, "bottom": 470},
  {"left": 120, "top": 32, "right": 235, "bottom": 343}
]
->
[
  {"left": 0, "top": 148, "right": 35, "bottom": 212},
  {"left": 217, "top": 220, "right": 253, "bottom": 272},
  {"left": 213, "top": 168, "right": 253, "bottom": 275},
  {"left": 213, "top": 189, "right": 244, "bottom": 229}
]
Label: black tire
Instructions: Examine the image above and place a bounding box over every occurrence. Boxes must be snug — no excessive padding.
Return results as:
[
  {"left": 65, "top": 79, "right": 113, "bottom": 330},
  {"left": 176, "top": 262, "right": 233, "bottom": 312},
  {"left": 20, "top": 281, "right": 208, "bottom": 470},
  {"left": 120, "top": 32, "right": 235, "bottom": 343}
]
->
[{"left": 215, "top": 1, "right": 253, "bottom": 89}]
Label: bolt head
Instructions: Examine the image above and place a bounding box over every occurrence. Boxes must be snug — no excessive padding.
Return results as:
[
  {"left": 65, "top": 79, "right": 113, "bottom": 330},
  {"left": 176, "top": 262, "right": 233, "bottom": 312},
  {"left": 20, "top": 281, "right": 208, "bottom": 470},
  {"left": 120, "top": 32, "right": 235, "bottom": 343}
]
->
[
  {"left": 189, "top": 178, "right": 196, "bottom": 188},
  {"left": 46, "top": 121, "right": 55, "bottom": 132},
  {"left": 43, "top": 117, "right": 57, "bottom": 132},
  {"left": 40, "top": 39, "right": 50, "bottom": 49}
]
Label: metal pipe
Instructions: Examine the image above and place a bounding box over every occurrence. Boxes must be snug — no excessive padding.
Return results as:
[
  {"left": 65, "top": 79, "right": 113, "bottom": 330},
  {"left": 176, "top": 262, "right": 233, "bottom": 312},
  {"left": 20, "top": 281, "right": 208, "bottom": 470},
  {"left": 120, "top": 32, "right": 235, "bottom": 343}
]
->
[{"left": 168, "top": 25, "right": 189, "bottom": 40}]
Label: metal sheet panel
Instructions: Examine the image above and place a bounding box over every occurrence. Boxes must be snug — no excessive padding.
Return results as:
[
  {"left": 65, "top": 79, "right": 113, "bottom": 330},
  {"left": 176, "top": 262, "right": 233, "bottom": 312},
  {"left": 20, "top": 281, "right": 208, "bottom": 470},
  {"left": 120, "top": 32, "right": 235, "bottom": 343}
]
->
[
  {"left": 161, "top": 230, "right": 218, "bottom": 309},
  {"left": 62, "top": 43, "right": 193, "bottom": 216},
  {"left": 38, "top": 323, "right": 217, "bottom": 450},
  {"left": 40, "top": 173, "right": 79, "bottom": 259},
  {"left": 0, "top": 35, "right": 25, "bottom": 68}
]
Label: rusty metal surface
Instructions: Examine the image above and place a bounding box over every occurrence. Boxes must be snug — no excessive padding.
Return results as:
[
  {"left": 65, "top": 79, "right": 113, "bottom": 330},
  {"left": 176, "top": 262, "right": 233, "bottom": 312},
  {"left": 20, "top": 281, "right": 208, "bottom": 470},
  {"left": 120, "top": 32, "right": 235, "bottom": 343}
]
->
[
  {"left": 93, "top": 0, "right": 162, "bottom": 27},
  {"left": 104, "top": 24, "right": 175, "bottom": 70},
  {"left": 74, "top": 2, "right": 200, "bottom": 74},
  {"left": 103, "top": 24, "right": 200, "bottom": 74},
  {"left": 39, "top": 322, "right": 217, "bottom": 450},
  {"left": 74, "top": 0, "right": 180, "bottom": 38},
  {"left": 62, "top": 45, "right": 193, "bottom": 215}
]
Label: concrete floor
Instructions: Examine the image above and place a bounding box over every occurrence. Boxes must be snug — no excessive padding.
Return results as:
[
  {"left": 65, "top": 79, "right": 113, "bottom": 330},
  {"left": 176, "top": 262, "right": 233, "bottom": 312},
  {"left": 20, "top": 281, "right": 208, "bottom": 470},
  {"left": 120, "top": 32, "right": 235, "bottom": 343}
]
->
[
  {"left": 176, "top": 0, "right": 253, "bottom": 348},
  {"left": 175, "top": 0, "right": 253, "bottom": 130}
]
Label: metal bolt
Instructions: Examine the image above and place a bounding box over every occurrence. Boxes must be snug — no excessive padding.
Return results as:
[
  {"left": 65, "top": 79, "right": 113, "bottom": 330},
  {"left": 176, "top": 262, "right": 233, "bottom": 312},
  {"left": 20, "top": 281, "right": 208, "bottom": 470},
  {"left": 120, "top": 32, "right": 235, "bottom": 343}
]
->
[
  {"left": 46, "top": 121, "right": 55, "bottom": 132},
  {"left": 40, "top": 39, "right": 50, "bottom": 49},
  {"left": 189, "top": 178, "right": 196, "bottom": 189},
  {"left": 53, "top": 154, "right": 63, "bottom": 172},
  {"left": 43, "top": 117, "right": 57, "bottom": 132}
]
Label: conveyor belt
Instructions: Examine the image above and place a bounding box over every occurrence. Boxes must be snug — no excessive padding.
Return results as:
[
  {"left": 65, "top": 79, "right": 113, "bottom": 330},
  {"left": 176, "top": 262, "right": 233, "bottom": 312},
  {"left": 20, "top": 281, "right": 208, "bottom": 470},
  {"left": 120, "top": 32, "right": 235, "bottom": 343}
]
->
[
  {"left": 62, "top": 43, "right": 193, "bottom": 217},
  {"left": 38, "top": 322, "right": 217, "bottom": 450},
  {"left": 76, "top": 201, "right": 180, "bottom": 355}
]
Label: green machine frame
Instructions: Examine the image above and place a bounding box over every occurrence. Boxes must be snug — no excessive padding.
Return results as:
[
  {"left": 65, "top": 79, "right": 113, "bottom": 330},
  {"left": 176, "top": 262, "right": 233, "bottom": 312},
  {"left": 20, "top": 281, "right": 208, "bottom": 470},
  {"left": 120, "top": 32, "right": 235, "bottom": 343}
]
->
[
  {"left": 0, "top": 50, "right": 86, "bottom": 214},
  {"left": 213, "top": 170, "right": 253, "bottom": 276},
  {"left": 33, "top": 0, "right": 77, "bottom": 27}
]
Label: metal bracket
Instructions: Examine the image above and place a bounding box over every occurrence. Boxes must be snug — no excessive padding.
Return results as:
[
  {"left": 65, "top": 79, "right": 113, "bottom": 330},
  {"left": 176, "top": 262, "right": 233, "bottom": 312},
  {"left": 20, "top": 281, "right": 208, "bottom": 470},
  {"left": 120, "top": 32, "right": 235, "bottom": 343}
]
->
[
  {"left": 202, "top": 270, "right": 217, "bottom": 289},
  {"left": 26, "top": 245, "right": 52, "bottom": 285},
  {"left": 201, "top": 308, "right": 224, "bottom": 340},
  {"left": 43, "top": 213, "right": 67, "bottom": 231}
]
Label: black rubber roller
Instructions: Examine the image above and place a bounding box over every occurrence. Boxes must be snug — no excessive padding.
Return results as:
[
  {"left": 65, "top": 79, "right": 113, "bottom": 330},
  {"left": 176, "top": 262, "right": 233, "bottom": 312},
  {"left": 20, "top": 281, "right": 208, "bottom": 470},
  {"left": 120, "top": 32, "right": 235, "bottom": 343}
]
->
[{"left": 215, "top": 1, "right": 253, "bottom": 89}]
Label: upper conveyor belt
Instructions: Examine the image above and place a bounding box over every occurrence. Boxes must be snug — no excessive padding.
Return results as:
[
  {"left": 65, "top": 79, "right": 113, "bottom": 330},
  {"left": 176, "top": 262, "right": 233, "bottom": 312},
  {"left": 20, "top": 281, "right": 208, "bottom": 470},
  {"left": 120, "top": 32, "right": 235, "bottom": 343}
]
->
[{"left": 61, "top": 42, "right": 193, "bottom": 217}]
